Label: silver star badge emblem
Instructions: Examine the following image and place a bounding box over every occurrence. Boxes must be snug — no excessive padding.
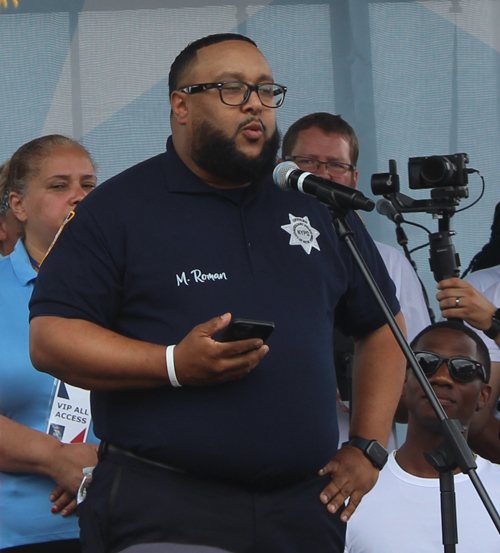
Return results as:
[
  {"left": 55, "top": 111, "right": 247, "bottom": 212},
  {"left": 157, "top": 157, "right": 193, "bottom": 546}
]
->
[{"left": 281, "top": 213, "right": 320, "bottom": 254}]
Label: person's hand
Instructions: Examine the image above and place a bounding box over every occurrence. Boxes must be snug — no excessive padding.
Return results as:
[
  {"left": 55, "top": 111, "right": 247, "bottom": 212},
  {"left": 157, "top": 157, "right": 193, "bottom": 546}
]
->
[
  {"left": 47, "top": 442, "right": 98, "bottom": 516},
  {"left": 436, "top": 278, "right": 497, "bottom": 330},
  {"left": 174, "top": 313, "right": 270, "bottom": 386},
  {"left": 49, "top": 485, "right": 78, "bottom": 516},
  {"left": 318, "top": 444, "right": 380, "bottom": 522}
]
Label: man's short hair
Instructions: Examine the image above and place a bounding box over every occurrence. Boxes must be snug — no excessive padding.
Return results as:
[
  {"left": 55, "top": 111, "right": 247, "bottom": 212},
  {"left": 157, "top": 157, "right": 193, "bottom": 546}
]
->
[
  {"left": 281, "top": 112, "right": 359, "bottom": 166},
  {"left": 169, "top": 33, "right": 257, "bottom": 97},
  {"left": 410, "top": 320, "right": 491, "bottom": 383}
]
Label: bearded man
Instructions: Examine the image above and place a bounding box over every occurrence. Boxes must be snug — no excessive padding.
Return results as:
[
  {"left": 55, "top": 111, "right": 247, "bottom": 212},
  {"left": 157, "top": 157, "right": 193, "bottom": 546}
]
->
[{"left": 29, "top": 34, "right": 405, "bottom": 553}]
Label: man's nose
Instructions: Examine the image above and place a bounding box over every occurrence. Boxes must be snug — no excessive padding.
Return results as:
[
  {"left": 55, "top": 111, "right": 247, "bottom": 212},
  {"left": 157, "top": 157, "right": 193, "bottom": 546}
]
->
[
  {"left": 315, "top": 163, "right": 332, "bottom": 180},
  {"left": 430, "top": 361, "right": 454, "bottom": 385},
  {"left": 243, "top": 89, "right": 263, "bottom": 113}
]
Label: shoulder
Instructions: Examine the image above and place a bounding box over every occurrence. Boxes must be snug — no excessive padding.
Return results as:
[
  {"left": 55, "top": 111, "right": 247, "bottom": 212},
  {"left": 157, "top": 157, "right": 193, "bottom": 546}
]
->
[
  {"left": 476, "top": 455, "right": 500, "bottom": 476},
  {"left": 465, "top": 265, "right": 500, "bottom": 293},
  {"left": 68, "top": 153, "right": 169, "bottom": 230},
  {"left": 90, "top": 152, "right": 167, "bottom": 199},
  {"left": 0, "top": 240, "right": 35, "bottom": 286},
  {"left": 374, "top": 241, "right": 404, "bottom": 263},
  {"left": 482, "top": 280, "right": 500, "bottom": 304},
  {"left": 374, "top": 241, "right": 414, "bottom": 274},
  {"left": 0, "top": 254, "right": 14, "bottom": 281}
]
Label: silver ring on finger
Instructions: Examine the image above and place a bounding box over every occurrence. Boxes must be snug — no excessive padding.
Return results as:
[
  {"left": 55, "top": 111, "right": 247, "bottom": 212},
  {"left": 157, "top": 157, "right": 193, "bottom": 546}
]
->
[{"left": 455, "top": 297, "right": 460, "bottom": 308}]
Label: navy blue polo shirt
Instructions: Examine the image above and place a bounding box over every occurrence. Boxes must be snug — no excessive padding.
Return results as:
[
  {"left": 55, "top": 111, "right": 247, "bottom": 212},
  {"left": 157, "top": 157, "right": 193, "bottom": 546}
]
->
[{"left": 30, "top": 137, "right": 399, "bottom": 488}]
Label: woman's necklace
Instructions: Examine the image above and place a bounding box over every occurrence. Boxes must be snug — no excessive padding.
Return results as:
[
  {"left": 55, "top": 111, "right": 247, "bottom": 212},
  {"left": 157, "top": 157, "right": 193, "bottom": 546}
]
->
[{"left": 27, "top": 251, "right": 40, "bottom": 271}]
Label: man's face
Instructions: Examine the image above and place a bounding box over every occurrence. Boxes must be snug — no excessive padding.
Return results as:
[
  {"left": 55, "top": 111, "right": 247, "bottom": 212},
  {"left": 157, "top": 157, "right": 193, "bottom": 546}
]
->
[
  {"left": 174, "top": 40, "right": 280, "bottom": 184},
  {"left": 405, "top": 328, "right": 490, "bottom": 432},
  {"left": 289, "top": 127, "right": 358, "bottom": 187}
]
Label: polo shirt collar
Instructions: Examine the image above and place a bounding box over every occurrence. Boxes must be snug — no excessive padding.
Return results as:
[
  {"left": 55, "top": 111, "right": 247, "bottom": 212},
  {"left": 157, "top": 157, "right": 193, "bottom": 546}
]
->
[
  {"left": 10, "top": 239, "right": 37, "bottom": 286},
  {"left": 162, "top": 136, "right": 274, "bottom": 197}
]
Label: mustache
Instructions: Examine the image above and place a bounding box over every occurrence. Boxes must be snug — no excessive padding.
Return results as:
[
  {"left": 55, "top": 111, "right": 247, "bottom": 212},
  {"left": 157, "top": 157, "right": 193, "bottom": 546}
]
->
[{"left": 237, "top": 117, "right": 267, "bottom": 133}]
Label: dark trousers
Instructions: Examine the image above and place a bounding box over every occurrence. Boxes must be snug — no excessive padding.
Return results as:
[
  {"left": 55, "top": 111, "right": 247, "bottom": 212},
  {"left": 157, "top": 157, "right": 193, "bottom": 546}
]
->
[{"left": 79, "top": 447, "right": 345, "bottom": 553}]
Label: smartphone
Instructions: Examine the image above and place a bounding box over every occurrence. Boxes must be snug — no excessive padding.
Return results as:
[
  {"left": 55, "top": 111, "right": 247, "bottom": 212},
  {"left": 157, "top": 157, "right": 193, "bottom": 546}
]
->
[{"left": 218, "top": 318, "right": 275, "bottom": 343}]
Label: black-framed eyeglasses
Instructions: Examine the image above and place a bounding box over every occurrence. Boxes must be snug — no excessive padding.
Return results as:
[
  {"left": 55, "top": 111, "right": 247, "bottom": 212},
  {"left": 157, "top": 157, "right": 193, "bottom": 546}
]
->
[
  {"left": 285, "top": 156, "right": 355, "bottom": 175},
  {"left": 413, "top": 351, "right": 487, "bottom": 383},
  {"left": 178, "top": 81, "right": 287, "bottom": 108}
]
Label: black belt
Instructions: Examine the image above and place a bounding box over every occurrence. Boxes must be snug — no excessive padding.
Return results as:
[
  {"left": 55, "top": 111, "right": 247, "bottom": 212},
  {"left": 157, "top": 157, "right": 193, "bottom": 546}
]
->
[
  {"left": 100, "top": 442, "right": 316, "bottom": 492},
  {"left": 99, "top": 441, "right": 186, "bottom": 474}
]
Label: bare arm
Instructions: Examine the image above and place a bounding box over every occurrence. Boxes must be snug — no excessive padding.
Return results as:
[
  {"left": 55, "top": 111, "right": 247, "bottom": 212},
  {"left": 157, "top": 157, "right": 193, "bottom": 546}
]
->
[
  {"left": 30, "top": 313, "right": 269, "bottom": 390},
  {"left": 0, "top": 414, "right": 98, "bottom": 515},
  {"left": 319, "top": 312, "right": 407, "bottom": 521},
  {"left": 349, "top": 311, "right": 407, "bottom": 444}
]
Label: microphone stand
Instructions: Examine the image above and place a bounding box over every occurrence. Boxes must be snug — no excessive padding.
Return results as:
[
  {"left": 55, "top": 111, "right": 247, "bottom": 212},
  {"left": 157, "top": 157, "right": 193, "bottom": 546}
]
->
[{"left": 316, "top": 188, "right": 500, "bottom": 552}]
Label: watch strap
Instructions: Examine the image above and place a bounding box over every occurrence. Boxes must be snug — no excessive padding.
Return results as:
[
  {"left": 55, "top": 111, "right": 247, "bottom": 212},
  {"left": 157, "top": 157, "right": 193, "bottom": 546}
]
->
[
  {"left": 484, "top": 308, "right": 500, "bottom": 340},
  {"left": 343, "top": 436, "right": 388, "bottom": 469}
]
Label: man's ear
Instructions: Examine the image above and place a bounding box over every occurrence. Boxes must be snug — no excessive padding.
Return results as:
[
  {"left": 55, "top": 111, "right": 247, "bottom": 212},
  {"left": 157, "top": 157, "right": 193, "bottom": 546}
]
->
[
  {"left": 476, "top": 384, "right": 492, "bottom": 412},
  {"left": 351, "top": 168, "right": 359, "bottom": 189},
  {"left": 8, "top": 192, "right": 27, "bottom": 224},
  {"left": 394, "top": 369, "right": 410, "bottom": 424},
  {"left": 170, "top": 91, "right": 189, "bottom": 126}
]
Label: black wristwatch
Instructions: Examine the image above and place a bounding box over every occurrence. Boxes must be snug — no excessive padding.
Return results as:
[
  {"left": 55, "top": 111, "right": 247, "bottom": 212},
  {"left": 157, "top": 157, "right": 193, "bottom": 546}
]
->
[
  {"left": 343, "top": 436, "right": 388, "bottom": 469},
  {"left": 484, "top": 308, "right": 500, "bottom": 340}
]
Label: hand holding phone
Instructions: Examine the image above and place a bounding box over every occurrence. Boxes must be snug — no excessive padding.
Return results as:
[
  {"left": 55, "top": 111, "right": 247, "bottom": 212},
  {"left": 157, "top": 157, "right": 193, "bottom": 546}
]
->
[{"left": 218, "top": 318, "right": 275, "bottom": 343}]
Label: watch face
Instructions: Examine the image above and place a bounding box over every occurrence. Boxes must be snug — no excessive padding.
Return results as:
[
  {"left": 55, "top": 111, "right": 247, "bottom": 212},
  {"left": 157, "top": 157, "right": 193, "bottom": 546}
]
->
[
  {"left": 366, "top": 441, "right": 388, "bottom": 469},
  {"left": 348, "top": 437, "right": 388, "bottom": 469}
]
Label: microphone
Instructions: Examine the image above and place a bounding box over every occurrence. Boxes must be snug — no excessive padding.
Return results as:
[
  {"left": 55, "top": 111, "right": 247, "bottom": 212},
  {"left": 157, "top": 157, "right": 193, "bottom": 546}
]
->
[
  {"left": 376, "top": 199, "right": 404, "bottom": 225},
  {"left": 273, "top": 161, "right": 374, "bottom": 212}
]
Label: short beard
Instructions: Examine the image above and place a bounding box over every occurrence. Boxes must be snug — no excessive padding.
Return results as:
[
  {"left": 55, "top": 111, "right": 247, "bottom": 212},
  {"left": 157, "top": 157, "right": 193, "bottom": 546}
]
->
[{"left": 192, "top": 119, "right": 281, "bottom": 185}]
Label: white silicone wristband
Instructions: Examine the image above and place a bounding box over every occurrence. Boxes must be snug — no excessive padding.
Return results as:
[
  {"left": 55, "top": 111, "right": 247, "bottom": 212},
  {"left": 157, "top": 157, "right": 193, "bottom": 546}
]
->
[{"left": 166, "top": 345, "right": 182, "bottom": 387}]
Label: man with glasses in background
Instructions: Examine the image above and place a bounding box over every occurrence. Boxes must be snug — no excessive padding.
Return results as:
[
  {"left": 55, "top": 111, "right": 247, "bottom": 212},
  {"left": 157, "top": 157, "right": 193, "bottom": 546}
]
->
[
  {"left": 280, "top": 112, "right": 431, "bottom": 447},
  {"left": 345, "top": 320, "right": 500, "bottom": 552},
  {"left": 30, "top": 35, "right": 405, "bottom": 553}
]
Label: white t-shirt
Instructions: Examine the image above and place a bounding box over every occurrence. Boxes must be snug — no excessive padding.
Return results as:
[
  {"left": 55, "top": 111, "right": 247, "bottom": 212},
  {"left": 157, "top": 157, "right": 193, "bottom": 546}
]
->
[
  {"left": 464, "top": 267, "right": 500, "bottom": 363},
  {"left": 374, "top": 241, "right": 431, "bottom": 342},
  {"left": 337, "top": 242, "right": 431, "bottom": 448},
  {"left": 345, "top": 452, "right": 500, "bottom": 553},
  {"left": 465, "top": 265, "right": 500, "bottom": 294}
]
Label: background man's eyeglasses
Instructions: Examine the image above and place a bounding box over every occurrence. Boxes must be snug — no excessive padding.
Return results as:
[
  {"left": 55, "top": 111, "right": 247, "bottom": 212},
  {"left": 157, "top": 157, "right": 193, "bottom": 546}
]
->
[
  {"left": 285, "top": 156, "right": 355, "bottom": 175},
  {"left": 178, "top": 81, "right": 287, "bottom": 108},
  {"left": 413, "top": 350, "right": 487, "bottom": 383}
]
